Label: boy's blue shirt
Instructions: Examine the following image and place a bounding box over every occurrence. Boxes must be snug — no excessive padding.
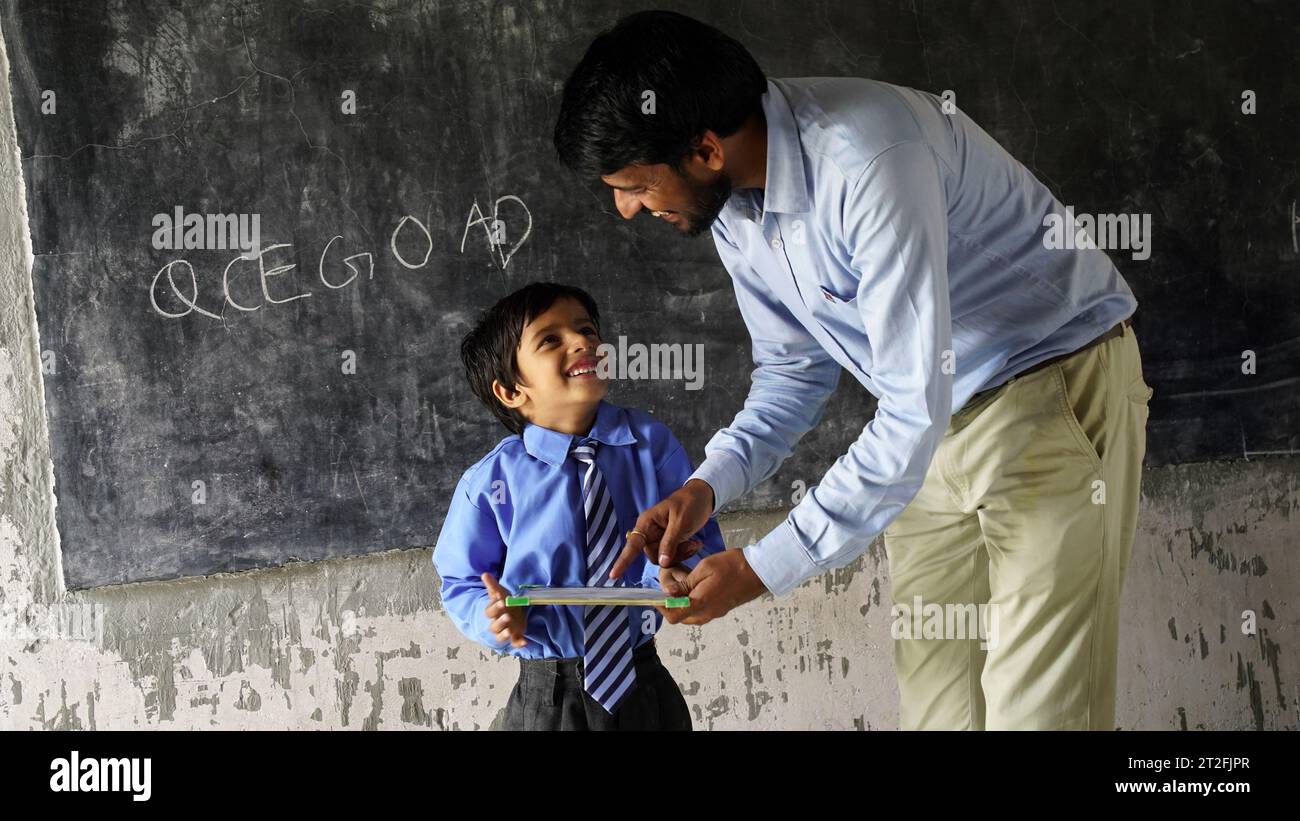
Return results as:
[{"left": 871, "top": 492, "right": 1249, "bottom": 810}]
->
[{"left": 433, "top": 399, "right": 727, "bottom": 659}]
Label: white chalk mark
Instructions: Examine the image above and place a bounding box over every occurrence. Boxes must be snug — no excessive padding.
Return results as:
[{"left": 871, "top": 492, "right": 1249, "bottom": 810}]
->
[
  {"left": 222, "top": 254, "right": 262, "bottom": 312},
  {"left": 319, "top": 236, "right": 353, "bottom": 289},
  {"left": 150, "top": 259, "right": 221, "bottom": 319},
  {"left": 345, "top": 252, "right": 374, "bottom": 281},
  {"left": 391, "top": 215, "right": 433, "bottom": 269},
  {"left": 460, "top": 195, "right": 532, "bottom": 269},
  {"left": 258, "top": 243, "right": 311, "bottom": 305},
  {"left": 493, "top": 195, "right": 532, "bottom": 269},
  {"left": 318, "top": 236, "right": 372, "bottom": 289}
]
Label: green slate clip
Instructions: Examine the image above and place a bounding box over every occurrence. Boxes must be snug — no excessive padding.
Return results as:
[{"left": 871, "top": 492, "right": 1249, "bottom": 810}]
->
[{"left": 506, "top": 584, "right": 541, "bottom": 606}]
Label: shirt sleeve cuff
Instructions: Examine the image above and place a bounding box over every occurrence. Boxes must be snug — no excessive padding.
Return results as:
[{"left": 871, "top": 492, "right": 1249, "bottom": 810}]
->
[
  {"left": 742, "top": 519, "right": 821, "bottom": 597},
  {"left": 687, "top": 453, "right": 747, "bottom": 514}
]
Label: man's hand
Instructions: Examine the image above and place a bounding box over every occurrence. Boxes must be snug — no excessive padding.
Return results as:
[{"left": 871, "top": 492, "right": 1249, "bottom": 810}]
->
[
  {"left": 654, "top": 549, "right": 768, "bottom": 626},
  {"left": 481, "top": 572, "right": 527, "bottom": 648},
  {"left": 609, "top": 478, "right": 716, "bottom": 580}
]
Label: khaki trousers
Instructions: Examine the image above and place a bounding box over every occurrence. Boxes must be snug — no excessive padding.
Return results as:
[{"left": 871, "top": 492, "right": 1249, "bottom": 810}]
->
[{"left": 883, "top": 323, "right": 1153, "bottom": 730}]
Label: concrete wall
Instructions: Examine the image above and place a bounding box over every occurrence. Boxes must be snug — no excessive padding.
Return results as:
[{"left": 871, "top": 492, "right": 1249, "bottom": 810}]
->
[{"left": 1, "top": 26, "right": 1294, "bottom": 732}]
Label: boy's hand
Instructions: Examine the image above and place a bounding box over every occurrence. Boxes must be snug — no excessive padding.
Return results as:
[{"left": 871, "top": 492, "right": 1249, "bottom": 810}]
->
[
  {"left": 658, "top": 563, "right": 693, "bottom": 597},
  {"left": 481, "top": 573, "right": 528, "bottom": 648},
  {"left": 653, "top": 537, "right": 703, "bottom": 596}
]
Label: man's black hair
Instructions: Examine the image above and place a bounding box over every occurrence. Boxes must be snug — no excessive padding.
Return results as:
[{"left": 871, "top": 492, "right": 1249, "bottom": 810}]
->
[
  {"left": 460, "top": 282, "right": 602, "bottom": 436},
  {"left": 553, "top": 10, "right": 766, "bottom": 178}
]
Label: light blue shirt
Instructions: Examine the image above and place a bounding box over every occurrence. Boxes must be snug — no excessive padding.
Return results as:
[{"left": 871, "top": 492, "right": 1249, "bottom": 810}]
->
[
  {"left": 689, "top": 77, "right": 1137, "bottom": 596},
  {"left": 434, "top": 399, "right": 726, "bottom": 659}
]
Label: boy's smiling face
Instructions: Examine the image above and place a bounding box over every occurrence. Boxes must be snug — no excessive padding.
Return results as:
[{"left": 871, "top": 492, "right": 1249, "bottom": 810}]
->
[{"left": 492, "top": 296, "right": 609, "bottom": 433}]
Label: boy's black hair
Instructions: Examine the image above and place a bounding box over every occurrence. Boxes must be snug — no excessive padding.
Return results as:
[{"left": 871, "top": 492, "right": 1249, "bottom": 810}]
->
[
  {"left": 460, "top": 282, "right": 602, "bottom": 436},
  {"left": 553, "top": 10, "right": 767, "bottom": 179}
]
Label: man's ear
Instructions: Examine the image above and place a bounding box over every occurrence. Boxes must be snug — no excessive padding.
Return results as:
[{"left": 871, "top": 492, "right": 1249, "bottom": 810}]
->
[
  {"left": 491, "top": 378, "right": 527, "bottom": 410},
  {"left": 689, "top": 130, "right": 726, "bottom": 172}
]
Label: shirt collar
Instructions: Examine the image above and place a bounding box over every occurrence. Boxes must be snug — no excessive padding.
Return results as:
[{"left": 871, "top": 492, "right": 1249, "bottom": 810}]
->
[
  {"left": 521, "top": 399, "right": 637, "bottom": 467},
  {"left": 725, "top": 78, "right": 811, "bottom": 225}
]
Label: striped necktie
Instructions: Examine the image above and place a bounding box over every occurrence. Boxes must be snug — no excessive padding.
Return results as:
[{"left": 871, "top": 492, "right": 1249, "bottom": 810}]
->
[{"left": 570, "top": 436, "right": 637, "bottom": 714}]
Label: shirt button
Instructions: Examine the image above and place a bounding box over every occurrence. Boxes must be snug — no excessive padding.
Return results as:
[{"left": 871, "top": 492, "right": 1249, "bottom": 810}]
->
[{"left": 770, "top": 238, "right": 783, "bottom": 250}]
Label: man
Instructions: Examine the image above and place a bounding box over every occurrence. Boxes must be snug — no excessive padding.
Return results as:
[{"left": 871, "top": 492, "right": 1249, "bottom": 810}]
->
[{"left": 553, "top": 10, "right": 1153, "bottom": 730}]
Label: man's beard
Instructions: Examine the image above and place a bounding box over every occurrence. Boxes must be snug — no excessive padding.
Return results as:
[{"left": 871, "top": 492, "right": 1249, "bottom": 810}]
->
[{"left": 677, "top": 172, "right": 733, "bottom": 238}]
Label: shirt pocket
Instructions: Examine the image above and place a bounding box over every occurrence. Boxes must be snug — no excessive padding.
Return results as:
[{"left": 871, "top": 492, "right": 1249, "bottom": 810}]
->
[
  {"left": 810, "top": 284, "right": 864, "bottom": 330},
  {"left": 808, "top": 285, "right": 874, "bottom": 378}
]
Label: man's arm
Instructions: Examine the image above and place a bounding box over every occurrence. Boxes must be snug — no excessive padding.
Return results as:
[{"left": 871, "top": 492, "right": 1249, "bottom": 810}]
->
[
  {"left": 687, "top": 220, "right": 844, "bottom": 513},
  {"left": 612, "top": 222, "right": 843, "bottom": 578},
  {"left": 743, "top": 140, "right": 955, "bottom": 596}
]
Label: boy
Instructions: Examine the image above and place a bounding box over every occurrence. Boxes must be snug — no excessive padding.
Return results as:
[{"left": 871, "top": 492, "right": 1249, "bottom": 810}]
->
[{"left": 433, "top": 282, "right": 726, "bottom": 730}]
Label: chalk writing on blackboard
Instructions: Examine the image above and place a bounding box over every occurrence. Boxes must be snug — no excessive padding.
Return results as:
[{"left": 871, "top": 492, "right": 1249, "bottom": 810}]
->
[
  {"left": 390, "top": 215, "right": 433, "bottom": 269},
  {"left": 147, "top": 197, "right": 532, "bottom": 320},
  {"left": 460, "top": 195, "right": 532, "bottom": 269}
]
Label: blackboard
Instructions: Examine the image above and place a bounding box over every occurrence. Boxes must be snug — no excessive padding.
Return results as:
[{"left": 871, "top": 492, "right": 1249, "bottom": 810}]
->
[{"left": 2, "top": 0, "right": 1296, "bottom": 589}]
